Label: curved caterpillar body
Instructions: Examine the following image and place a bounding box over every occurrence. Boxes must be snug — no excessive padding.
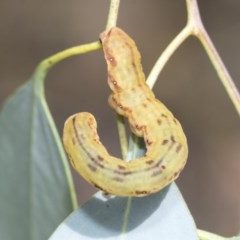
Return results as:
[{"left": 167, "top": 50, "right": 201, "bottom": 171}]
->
[{"left": 63, "top": 27, "right": 188, "bottom": 197}]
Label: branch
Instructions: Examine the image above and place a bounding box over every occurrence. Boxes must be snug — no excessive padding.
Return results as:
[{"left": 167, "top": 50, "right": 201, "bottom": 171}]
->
[
  {"left": 186, "top": 0, "right": 240, "bottom": 117},
  {"left": 105, "top": 0, "right": 120, "bottom": 30},
  {"left": 146, "top": 25, "right": 191, "bottom": 88}
]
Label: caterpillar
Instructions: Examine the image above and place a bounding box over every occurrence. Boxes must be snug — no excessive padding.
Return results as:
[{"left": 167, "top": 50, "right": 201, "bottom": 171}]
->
[{"left": 63, "top": 27, "right": 188, "bottom": 197}]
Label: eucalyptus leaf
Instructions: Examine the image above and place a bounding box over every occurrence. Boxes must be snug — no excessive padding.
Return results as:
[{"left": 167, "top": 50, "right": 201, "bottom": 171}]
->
[
  {"left": 0, "top": 76, "right": 76, "bottom": 240},
  {"left": 50, "top": 183, "right": 198, "bottom": 240}
]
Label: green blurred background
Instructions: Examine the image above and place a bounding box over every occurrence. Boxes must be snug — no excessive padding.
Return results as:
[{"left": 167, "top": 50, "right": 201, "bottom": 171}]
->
[{"left": 0, "top": 0, "right": 240, "bottom": 236}]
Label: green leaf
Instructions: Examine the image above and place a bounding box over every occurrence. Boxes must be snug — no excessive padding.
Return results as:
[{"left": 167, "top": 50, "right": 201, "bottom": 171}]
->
[
  {"left": 0, "top": 41, "right": 100, "bottom": 240},
  {"left": 50, "top": 183, "right": 198, "bottom": 240},
  {"left": 0, "top": 74, "right": 76, "bottom": 240}
]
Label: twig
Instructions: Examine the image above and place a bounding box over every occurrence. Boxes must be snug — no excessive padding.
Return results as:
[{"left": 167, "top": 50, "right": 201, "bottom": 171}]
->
[
  {"left": 146, "top": 25, "right": 191, "bottom": 88},
  {"left": 186, "top": 0, "right": 240, "bottom": 117},
  {"left": 105, "top": 0, "right": 120, "bottom": 30}
]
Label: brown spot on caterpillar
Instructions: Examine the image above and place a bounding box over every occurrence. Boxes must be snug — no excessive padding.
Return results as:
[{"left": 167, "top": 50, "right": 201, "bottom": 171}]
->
[
  {"left": 88, "top": 164, "right": 97, "bottom": 172},
  {"left": 105, "top": 52, "right": 117, "bottom": 67},
  {"left": 135, "top": 124, "right": 143, "bottom": 131},
  {"left": 174, "top": 171, "right": 179, "bottom": 178},
  {"left": 109, "top": 76, "right": 117, "bottom": 84},
  {"left": 93, "top": 159, "right": 105, "bottom": 169},
  {"left": 112, "top": 177, "right": 124, "bottom": 182},
  {"left": 131, "top": 62, "right": 137, "bottom": 70},
  {"left": 161, "top": 165, "right": 166, "bottom": 169},
  {"left": 93, "top": 183, "right": 108, "bottom": 193},
  {"left": 72, "top": 115, "right": 77, "bottom": 125},
  {"left": 110, "top": 96, "right": 131, "bottom": 114},
  {"left": 134, "top": 124, "right": 139, "bottom": 130},
  {"left": 162, "top": 139, "right": 169, "bottom": 145},
  {"left": 146, "top": 160, "right": 154, "bottom": 165},
  {"left": 118, "top": 165, "right": 126, "bottom": 170},
  {"left": 119, "top": 104, "right": 123, "bottom": 109},
  {"left": 97, "top": 155, "right": 104, "bottom": 161},
  {"left": 155, "top": 159, "right": 164, "bottom": 169},
  {"left": 157, "top": 118, "right": 162, "bottom": 125},
  {"left": 173, "top": 118, "right": 178, "bottom": 125},
  {"left": 144, "top": 159, "right": 163, "bottom": 173},
  {"left": 170, "top": 135, "right": 176, "bottom": 143},
  {"left": 135, "top": 190, "right": 150, "bottom": 196},
  {"left": 142, "top": 102, "right": 148, "bottom": 108},
  {"left": 176, "top": 144, "right": 182, "bottom": 153},
  {"left": 112, "top": 80, "right": 117, "bottom": 86},
  {"left": 131, "top": 87, "right": 136, "bottom": 92},
  {"left": 146, "top": 138, "right": 153, "bottom": 146},
  {"left": 157, "top": 161, "right": 162, "bottom": 168},
  {"left": 161, "top": 113, "right": 168, "bottom": 118},
  {"left": 114, "top": 170, "right": 132, "bottom": 176},
  {"left": 108, "top": 74, "right": 121, "bottom": 91}
]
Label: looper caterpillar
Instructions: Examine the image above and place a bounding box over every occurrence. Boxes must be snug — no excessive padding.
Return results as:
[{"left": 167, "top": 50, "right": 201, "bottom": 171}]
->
[{"left": 63, "top": 27, "right": 188, "bottom": 197}]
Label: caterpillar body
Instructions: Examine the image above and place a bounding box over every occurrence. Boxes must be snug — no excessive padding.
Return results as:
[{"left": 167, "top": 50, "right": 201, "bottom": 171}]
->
[{"left": 63, "top": 27, "right": 188, "bottom": 197}]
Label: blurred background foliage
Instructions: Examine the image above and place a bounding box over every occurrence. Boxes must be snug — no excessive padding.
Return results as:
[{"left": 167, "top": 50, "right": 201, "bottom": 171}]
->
[{"left": 0, "top": 0, "right": 240, "bottom": 236}]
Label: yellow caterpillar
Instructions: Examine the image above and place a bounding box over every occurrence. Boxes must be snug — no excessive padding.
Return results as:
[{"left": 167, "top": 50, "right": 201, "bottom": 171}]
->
[{"left": 63, "top": 27, "right": 188, "bottom": 197}]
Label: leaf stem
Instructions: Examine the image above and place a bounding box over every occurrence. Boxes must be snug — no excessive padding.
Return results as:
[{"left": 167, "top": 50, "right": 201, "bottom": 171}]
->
[
  {"left": 105, "top": 0, "right": 120, "bottom": 30},
  {"left": 197, "top": 28, "right": 240, "bottom": 116},
  {"left": 146, "top": 25, "right": 191, "bottom": 88},
  {"left": 33, "top": 41, "right": 101, "bottom": 99},
  {"left": 121, "top": 134, "right": 146, "bottom": 237},
  {"left": 35, "top": 41, "right": 101, "bottom": 78},
  {"left": 116, "top": 115, "right": 128, "bottom": 160},
  {"left": 147, "top": 0, "right": 240, "bottom": 121},
  {"left": 30, "top": 41, "right": 101, "bottom": 209},
  {"left": 121, "top": 197, "right": 132, "bottom": 238},
  {"left": 186, "top": 0, "right": 240, "bottom": 117}
]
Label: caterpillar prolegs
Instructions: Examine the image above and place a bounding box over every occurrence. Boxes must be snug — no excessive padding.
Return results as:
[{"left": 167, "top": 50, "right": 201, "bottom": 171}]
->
[{"left": 63, "top": 27, "right": 188, "bottom": 197}]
